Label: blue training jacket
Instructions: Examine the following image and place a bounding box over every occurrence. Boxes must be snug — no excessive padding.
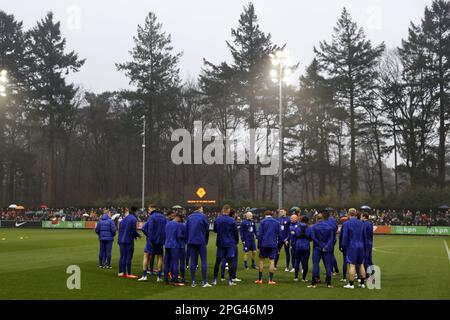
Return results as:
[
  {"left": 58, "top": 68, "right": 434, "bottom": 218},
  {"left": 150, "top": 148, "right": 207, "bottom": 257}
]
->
[
  {"left": 278, "top": 216, "right": 291, "bottom": 241},
  {"left": 257, "top": 216, "right": 281, "bottom": 248},
  {"left": 142, "top": 210, "right": 166, "bottom": 244},
  {"left": 310, "top": 220, "right": 333, "bottom": 251},
  {"left": 95, "top": 214, "right": 116, "bottom": 241},
  {"left": 118, "top": 213, "right": 140, "bottom": 245},
  {"left": 186, "top": 211, "right": 209, "bottom": 246},
  {"left": 165, "top": 220, "right": 185, "bottom": 249},
  {"left": 214, "top": 214, "right": 239, "bottom": 247},
  {"left": 341, "top": 217, "right": 366, "bottom": 250},
  {"left": 289, "top": 222, "right": 298, "bottom": 245},
  {"left": 179, "top": 223, "right": 186, "bottom": 247},
  {"left": 363, "top": 220, "right": 374, "bottom": 247},
  {"left": 325, "top": 216, "right": 338, "bottom": 242},
  {"left": 294, "top": 222, "right": 311, "bottom": 251},
  {"left": 240, "top": 219, "right": 256, "bottom": 242}
]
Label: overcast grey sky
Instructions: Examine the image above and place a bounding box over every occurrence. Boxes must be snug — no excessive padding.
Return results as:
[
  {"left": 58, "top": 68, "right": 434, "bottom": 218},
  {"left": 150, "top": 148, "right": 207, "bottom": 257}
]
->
[{"left": 1, "top": 0, "right": 434, "bottom": 93}]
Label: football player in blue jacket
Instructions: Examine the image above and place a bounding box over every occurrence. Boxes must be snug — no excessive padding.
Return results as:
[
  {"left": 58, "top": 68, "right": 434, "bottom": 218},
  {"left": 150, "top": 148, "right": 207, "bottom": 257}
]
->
[
  {"left": 186, "top": 206, "right": 211, "bottom": 288},
  {"left": 95, "top": 210, "right": 116, "bottom": 269},
  {"left": 292, "top": 215, "right": 311, "bottom": 282},
  {"left": 255, "top": 210, "right": 281, "bottom": 285},
  {"left": 117, "top": 206, "right": 141, "bottom": 278},
  {"left": 275, "top": 208, "right": 291, "bottom": 271},
  {"left": 240, "top": 211, "right": 257, "bottom": 270},
  {"left": 323, "top": 210, "right": 340, "bottom": 275},
  {"left": 163, "top": 213, "right": 185, "bottom": 286},
  {"left": 362, "top": 213, "right": 374, "bottom": 272},
  {"left": 288, "top": 214, "right": 299, "bottom": 273},
  {"left": 212, "top": 205, "right": 239, "bottom": 286},
  {"left": 308, "top": 213, "right": 334, "bottom": 288},
  {"left": 138, "top": 205, "right": 167, "bottom": 282},
  {"left": 342, "top": 208, "right": 367, "bottom": 289}
]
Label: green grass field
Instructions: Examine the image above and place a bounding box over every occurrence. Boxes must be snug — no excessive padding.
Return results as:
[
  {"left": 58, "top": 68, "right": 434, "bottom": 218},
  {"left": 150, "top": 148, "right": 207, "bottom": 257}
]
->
[{"left": 0, "top": 229, "right": 449, "bottom": 300}]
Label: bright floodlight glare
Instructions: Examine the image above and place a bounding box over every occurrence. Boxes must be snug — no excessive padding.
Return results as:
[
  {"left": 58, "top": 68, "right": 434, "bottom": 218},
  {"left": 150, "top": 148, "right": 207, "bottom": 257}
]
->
[
  {"left": 0, "top": 84, "right": 5, "bottom": 92},
  {"left": 0, "top": 75, "right": 7, "bottom": 83},
  {"left": 0, "top": 70, "right": 7, "bottom": 77},
  {"left": 270, "top": 69, "right": 278, "bottom": 78}
]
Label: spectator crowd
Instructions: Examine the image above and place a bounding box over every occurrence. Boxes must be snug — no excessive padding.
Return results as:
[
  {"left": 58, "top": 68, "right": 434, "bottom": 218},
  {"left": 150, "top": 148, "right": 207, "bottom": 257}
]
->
[{"left": 1, "top": 206, "right": 449, "bottom": 226}]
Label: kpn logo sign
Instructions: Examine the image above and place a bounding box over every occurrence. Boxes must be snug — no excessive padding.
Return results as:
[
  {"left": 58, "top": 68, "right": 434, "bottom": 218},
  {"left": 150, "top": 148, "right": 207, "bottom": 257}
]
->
[{"left": 185, "top": 185, "right": 218, "bottom": 206}]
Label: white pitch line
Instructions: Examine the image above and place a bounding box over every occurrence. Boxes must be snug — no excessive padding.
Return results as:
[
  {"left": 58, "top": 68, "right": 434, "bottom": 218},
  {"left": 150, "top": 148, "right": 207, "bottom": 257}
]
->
[{"left": 443, "top": 240, "right": 450, "bottom": 263}]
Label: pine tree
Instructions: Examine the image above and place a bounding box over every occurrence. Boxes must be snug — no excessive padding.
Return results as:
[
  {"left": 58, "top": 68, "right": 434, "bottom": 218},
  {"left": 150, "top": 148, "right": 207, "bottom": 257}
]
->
[
  {"left": 0, "top": 11, "right": 32, "bottom": 204},
  {"left": 294, "top": 59, "right": 335, "bottom": 198},
  {"left": 210, "top": 2, "right": 277, "bottom": 202},
  {"left": 27, "top": 12, "right": 85, "bottom": 206},
  {"left": 398, "top": 10, "right": 441, "bottom": 188},
  {"left": 314, "top": 7, "right": 385, "bottom": 195},
  {"left": 420, "top": 0, "right": 450, "bottom": 188},
  {"left": 117, "top": 11, "right": 182, "bottom": 196}
]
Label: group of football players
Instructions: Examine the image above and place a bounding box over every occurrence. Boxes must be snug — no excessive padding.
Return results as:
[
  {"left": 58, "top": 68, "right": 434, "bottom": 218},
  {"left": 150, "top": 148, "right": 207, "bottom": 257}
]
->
[{"left": 95, "top": 204, "right": 374, "bottom": 288}]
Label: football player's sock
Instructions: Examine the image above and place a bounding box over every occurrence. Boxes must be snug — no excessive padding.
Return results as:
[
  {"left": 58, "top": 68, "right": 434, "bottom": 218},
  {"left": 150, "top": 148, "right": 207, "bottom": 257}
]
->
[
  {"left": 244, "top": 261, "right": 248, "bottom": 269},
  {"left": 258, "top": 272, "right": 263, "bottom": 280},
  {"left": 269, "top": 272, "right": 274, "bottom": 281},
  {"left": 251, "top": 259, "right": 255, "bottom": 267},
  {"left": 350, "top": 281, "right": 354, "bottom": 286},
  {"left": 158, "top": 270, "right": 162, "bottom": 278}
]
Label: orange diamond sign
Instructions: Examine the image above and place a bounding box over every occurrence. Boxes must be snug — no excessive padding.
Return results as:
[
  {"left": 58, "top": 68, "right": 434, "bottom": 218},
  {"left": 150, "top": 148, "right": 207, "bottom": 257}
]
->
[{"left": 196, "top": 187, "right": 206, "bottom": 198}]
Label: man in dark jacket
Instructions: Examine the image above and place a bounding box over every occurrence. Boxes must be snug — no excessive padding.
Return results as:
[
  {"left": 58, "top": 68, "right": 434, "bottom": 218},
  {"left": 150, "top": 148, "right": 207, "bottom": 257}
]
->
[
  {"left": 95, "top": 210, "right": 116, "bottom": 269},
  {"left": 118, "top": 206, "right": 141, "bottom": 278}
]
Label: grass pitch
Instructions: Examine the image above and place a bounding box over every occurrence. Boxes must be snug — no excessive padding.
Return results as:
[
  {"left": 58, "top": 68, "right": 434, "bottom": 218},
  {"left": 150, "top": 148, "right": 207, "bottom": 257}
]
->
[{"left": 0, "top": 229, "right": 449, "bottom": 300}]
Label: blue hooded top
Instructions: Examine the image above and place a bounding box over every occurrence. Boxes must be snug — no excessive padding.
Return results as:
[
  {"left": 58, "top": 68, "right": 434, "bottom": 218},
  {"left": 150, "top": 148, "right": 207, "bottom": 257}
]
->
[
  {"left": 257, "top": 216, "right": 281, "bottom": 248},
  {"left": 142, "top": 210, "right": 167, "bottom": 245},
  {"left": 186, "top": 211, "right": 209, "bottom": 246},
  {"left": 214, "top": 214, "right": 239, "bottom": 247},
  {"left": 95, "top": 214, "right": 116, "bottom": 241},
  {"left": 118, "top": 213, "right": 140, "bottom": 245}
]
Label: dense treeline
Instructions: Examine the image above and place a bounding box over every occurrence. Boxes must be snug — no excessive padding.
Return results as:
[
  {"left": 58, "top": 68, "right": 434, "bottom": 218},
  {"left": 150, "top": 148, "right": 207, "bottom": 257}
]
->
[{"left": 0, "top": 1, "right": 449, "bottom": 208}]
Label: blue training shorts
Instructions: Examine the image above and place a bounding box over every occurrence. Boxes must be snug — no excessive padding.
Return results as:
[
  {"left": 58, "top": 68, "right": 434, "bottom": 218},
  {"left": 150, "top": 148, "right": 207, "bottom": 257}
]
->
[
  {"left": 145, "top": 242, "right": 164, "bottom": 255},
  {"left": 243, "top": 240, "right": 256, "bottom": 252},
  {"left": 346, "top": 247, "right": 365, "bottom": 265},
  {"left": 259, "top": 247, "right": 277, "bottom": 259}
]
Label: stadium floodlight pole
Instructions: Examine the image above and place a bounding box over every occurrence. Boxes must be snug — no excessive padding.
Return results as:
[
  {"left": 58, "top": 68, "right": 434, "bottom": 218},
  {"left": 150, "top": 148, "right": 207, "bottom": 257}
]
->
[
  {"left": 270, "top": 50, "right": 292, "bottom": 210},
  {"left": 278, "top": 61, "right": 283, "bottom": 211},
  {"left": 141, "top": 116, "right": 146, "bottom": 211}
]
